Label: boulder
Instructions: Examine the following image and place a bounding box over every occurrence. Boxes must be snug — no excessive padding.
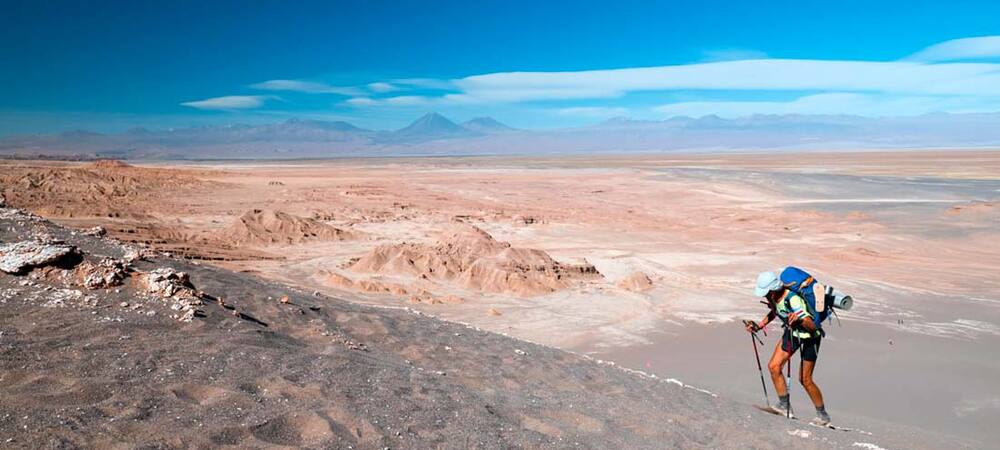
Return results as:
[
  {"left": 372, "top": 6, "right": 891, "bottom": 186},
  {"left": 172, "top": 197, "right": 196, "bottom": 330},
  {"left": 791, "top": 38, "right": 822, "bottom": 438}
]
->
[
  {"left": 138, "top": 268, "right": 196, "bottom": 298},
  {"left": 136, "top": 267, "right": 204, "bottom": 321},
  {"left": 616, "top": 271, "right": 654, "bottom": 292},
  {"left": 74, "top": 259, "right": 128, "bottom": 289},
  {"left": 81, "top": 226, "right": 107, "bottom": 237},
  {"left": 0, "top": 241, "right": 80, "bottom": 274}
]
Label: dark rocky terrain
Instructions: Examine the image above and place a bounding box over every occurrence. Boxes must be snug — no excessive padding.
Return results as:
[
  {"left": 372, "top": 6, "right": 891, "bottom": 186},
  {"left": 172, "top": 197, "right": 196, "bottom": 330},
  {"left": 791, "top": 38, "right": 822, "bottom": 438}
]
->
[{"left": 0, "top": 207, "right": 969, "bottom": 449}]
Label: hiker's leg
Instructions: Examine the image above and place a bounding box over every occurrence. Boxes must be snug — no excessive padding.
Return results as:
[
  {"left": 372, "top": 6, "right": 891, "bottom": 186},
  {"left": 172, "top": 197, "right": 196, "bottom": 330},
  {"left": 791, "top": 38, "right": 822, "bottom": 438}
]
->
[
  {"left": 798, "top": 341, "right": 825, "bottom": 408},
  {"left": 768, "top": 338, "right": 792, "bottom": 396}
]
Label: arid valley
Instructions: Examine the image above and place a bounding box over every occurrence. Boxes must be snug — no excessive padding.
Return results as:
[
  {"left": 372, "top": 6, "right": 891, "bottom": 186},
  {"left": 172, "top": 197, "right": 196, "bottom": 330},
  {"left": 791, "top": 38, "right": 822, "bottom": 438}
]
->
[{"left": 3, "top": 150, "right": 998, "bottom": 445}]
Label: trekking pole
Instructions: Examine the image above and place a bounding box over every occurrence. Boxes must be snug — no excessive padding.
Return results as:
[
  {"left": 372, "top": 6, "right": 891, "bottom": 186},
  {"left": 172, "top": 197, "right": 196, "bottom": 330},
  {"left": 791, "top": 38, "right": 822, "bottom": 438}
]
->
[{"left": 748, "top": 328, "right": 771, "bottom": 407}]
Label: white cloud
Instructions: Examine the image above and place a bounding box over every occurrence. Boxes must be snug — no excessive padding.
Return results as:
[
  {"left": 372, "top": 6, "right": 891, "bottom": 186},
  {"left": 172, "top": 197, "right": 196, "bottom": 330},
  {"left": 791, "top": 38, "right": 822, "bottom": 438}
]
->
[
  {"left": 367, "top": 82, "right": 397, "bottom": 93},
  {"left": 556, "top": 106, "right": 630, "bottom": 118},
  {"left": 180, "top": 95, "right": 272, "bottom": 110},
  {"left": 654, "top": 92, "right": 996, "bottom": 118},
  {"left": 907, "top": 35, "right": 1000, "bottom": 62},
  {"left": 251, "top": 78, "right": 452, "bottom": 97},
  {"left": 345, "top": 97, "right": 377, "bottom": 106},
  {"left": 452, "top": 59, "right": 1000, "bottom": 103},
  {"left": 383, "top": 95, "right": 430, "bottom": 106},
  {"left": 344, "top": 95, "right": 435, "bottom": 107},
  {"left": 235, "top": 36, "right": 1000, "bottom": 119},
  {"left": 250, "top": 79, "right": 362, "bottom": 96}
]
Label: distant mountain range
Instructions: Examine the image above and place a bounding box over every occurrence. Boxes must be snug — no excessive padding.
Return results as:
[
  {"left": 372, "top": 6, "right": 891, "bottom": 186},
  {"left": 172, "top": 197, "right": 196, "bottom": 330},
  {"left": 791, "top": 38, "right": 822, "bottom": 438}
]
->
[
  {"left": 1, "top": 112, "right": 998, "bottom": 160},
  {"left": 389, "top": 113, "right": 477, "bottom": 141},
  {"left": 461, "top": 117, "right": 516, "bottom": 133}
]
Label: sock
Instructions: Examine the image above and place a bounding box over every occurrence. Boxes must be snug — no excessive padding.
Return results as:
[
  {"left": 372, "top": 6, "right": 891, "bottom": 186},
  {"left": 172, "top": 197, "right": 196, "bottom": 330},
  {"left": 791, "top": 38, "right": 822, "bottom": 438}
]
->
[
  {"left": 816, "top": 405, "right": 830, "bottom": 420},
  {"left": 778, "top": 394, "right": 790, "bottom": 407}
]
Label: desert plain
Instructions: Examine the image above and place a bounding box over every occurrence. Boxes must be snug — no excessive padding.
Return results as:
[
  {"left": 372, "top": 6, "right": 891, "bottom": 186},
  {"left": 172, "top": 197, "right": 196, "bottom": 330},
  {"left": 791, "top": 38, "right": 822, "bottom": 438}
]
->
[{"left": 2, "top": 149, "right": 999, "bottom": 445}]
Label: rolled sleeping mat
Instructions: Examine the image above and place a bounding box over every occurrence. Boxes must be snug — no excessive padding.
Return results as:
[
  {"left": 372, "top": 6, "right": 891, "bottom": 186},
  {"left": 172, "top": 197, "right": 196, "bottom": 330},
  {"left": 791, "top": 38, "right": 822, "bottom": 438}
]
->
[{"left": 824, "top": 286, "right": 853, "bottom": 311}]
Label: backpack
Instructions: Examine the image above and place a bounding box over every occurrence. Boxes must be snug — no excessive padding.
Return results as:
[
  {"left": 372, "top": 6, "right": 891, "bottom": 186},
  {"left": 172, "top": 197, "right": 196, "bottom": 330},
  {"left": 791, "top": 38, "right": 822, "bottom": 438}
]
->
[{"left": 779, "top": 266, "right": 833, "bottom": 328}]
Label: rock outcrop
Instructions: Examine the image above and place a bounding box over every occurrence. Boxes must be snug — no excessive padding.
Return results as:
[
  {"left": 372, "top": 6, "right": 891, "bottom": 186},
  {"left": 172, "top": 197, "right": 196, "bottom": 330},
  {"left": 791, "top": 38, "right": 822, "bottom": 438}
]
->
[
  {"left": 74, "top": 258, "right": 129, "bottom": 289},
  {"left": 617, "top": 271, "right": 654, "bottom": 292},
  {"left": 322, "top": 271, "right": 410, "bottom": 296},
  {"left": 89, "top": 159, "right": 132, "bottom": 169},
  {"left": 0, "top": 163, "right": 205, "bottom": 219},
  {"left": 135, "top": 268, "right": 204, "bottom": 322},
  {"left": 0, "top": 240, "right": 80, "bottom": 274},
  {"left": 348, "top": 224, "right": 600, "bottom": 296},
  {"left": 81, "top": 226, "right": 107, "bottom": 237},
  {"left": 221, "top": 209, "right": 356, "bottom": 246}
]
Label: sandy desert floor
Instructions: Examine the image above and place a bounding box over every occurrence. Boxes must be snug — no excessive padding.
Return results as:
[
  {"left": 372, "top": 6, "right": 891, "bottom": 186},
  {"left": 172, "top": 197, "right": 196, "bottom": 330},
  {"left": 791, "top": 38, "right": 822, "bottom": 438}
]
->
[{"left": 3, "top": 149, "right": 999, "bottom": 444}]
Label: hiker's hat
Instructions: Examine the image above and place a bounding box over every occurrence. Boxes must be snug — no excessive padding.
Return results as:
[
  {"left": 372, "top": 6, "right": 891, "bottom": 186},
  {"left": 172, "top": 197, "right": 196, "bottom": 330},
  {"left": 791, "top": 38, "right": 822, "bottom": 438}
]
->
[{"left": 754, "top": 271, "right": 781, "bottom": 297}]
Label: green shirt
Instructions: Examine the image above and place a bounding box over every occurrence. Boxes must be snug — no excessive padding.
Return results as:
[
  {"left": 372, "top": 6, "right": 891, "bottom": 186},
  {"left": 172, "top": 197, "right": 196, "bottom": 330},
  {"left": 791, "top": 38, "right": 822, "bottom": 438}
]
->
[{"left": 775, "top": 292, "right": 815, "bottom": 339}]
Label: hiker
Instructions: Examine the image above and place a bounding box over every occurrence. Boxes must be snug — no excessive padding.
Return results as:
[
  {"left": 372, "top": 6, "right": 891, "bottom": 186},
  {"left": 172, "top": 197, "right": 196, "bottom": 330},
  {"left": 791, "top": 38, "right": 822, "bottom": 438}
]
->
[{"left": 745, "top": 270, "right": 832, "bottom": 426}]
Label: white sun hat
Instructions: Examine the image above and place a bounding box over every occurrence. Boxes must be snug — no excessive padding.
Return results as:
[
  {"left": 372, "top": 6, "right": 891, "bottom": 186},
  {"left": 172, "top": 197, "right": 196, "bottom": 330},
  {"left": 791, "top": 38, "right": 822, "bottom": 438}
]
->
[{"left": 754, "top": 271, "right": 781, "bottom": 297}]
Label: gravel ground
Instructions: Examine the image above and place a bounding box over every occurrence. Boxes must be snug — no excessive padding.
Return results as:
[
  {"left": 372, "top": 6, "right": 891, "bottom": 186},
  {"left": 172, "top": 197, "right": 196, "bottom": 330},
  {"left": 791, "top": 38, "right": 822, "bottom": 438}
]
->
[{"left": 0, "top": 208, "right": 973, "bottom": 449}]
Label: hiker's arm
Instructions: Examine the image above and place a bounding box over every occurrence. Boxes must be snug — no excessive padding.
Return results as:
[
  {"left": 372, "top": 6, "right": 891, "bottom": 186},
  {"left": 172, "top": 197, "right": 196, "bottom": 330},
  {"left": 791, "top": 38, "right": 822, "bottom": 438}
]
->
[
  {"left": 759, "top": 310, "right": 776, "bottom": 328},
  {"left": 745, "top": 311, "right": 775, "bottom": 332},
  {"left": 793, "top": 314, "right": 817, "bottom": 332}
]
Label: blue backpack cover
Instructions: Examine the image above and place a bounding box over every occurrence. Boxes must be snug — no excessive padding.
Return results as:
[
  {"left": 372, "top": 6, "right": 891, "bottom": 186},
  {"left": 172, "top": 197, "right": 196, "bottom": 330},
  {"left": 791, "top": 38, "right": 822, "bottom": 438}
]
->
[{"left": 779, "top": 266, "right": 831, "bottom": 327}]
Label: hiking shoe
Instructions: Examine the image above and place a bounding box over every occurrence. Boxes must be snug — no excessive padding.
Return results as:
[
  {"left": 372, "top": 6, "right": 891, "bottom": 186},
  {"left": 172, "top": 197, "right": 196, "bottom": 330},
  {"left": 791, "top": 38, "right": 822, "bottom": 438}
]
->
[
  {"left": 772, "top": 402, "right": 793, "bottom": 418},
  {"left": 811, "top": 411, "right": 831, "bottom": 426}
]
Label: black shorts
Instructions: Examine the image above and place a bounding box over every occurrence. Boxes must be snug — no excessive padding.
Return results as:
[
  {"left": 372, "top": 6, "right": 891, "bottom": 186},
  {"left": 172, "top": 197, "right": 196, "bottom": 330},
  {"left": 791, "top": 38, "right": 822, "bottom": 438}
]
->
[{"left": 781, "top": 329, "right": 822, "bottom": 362}]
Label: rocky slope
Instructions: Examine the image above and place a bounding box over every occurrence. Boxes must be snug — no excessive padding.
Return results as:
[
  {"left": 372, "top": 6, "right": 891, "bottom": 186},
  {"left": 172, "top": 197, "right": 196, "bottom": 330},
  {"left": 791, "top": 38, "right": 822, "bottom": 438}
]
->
[{"left": 0, "top": 209, "right": 965, "bottom": 448}]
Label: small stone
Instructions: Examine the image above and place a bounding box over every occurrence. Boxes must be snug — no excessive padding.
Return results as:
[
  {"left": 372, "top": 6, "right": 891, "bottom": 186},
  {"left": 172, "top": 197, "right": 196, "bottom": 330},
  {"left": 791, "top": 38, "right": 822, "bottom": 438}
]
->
[{"left": 81, "top": 226, "right": 106, "bottom": 237}]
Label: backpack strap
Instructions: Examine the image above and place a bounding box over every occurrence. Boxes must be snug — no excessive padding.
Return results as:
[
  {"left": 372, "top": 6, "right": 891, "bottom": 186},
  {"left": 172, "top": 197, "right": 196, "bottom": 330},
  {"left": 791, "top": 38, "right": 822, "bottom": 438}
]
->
[
  {"left": 781, "top": 290, "right": 795, "bottom": 325},
  {"left": 783, "top": 290, "right": 821, "bottom": 336}
]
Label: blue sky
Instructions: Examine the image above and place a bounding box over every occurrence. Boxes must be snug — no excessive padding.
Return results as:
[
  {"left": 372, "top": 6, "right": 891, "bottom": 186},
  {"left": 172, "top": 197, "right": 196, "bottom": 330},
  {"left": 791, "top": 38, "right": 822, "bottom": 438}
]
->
[{"left": 2, "top": 0, "right": 1000, "bottom": 135}]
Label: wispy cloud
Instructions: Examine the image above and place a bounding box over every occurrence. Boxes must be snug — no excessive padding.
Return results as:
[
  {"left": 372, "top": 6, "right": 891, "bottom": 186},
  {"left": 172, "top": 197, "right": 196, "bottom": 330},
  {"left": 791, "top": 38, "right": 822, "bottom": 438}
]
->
[
  {"left": 451, "top": 59, "right": 1000, "bottom": 103},
  {"left": 180, "top": 95, "right": 273, "bottom": 110},
  {"left": 250, "top": 78, "right": 447, "bottom": 96},
  {"left": 344, "top": 95, "right": 433, "bottom": 107},
  {"left": 209, "top": 36, "right": 1000, "bottom": 120},
  {"left": 249, "top": 79, "right": 362, "bottom": 96},
  {"left": 345, "top": 97, "right": 377, "bottom": 106},
  {"left": 654, "top": 92, "right": 996, "bottom": 117},
  {"left": 907, "top": 35, "right": 1000, "bottom": 62},
  {"left": 556, "top": 106, "right": 630, "bottom": 118},
  {"left": 367, "top": 82, "right": 398, "bottom": 93},
  {"left": 348, "top": 36, "right": 1000, "bottom": 110}
]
